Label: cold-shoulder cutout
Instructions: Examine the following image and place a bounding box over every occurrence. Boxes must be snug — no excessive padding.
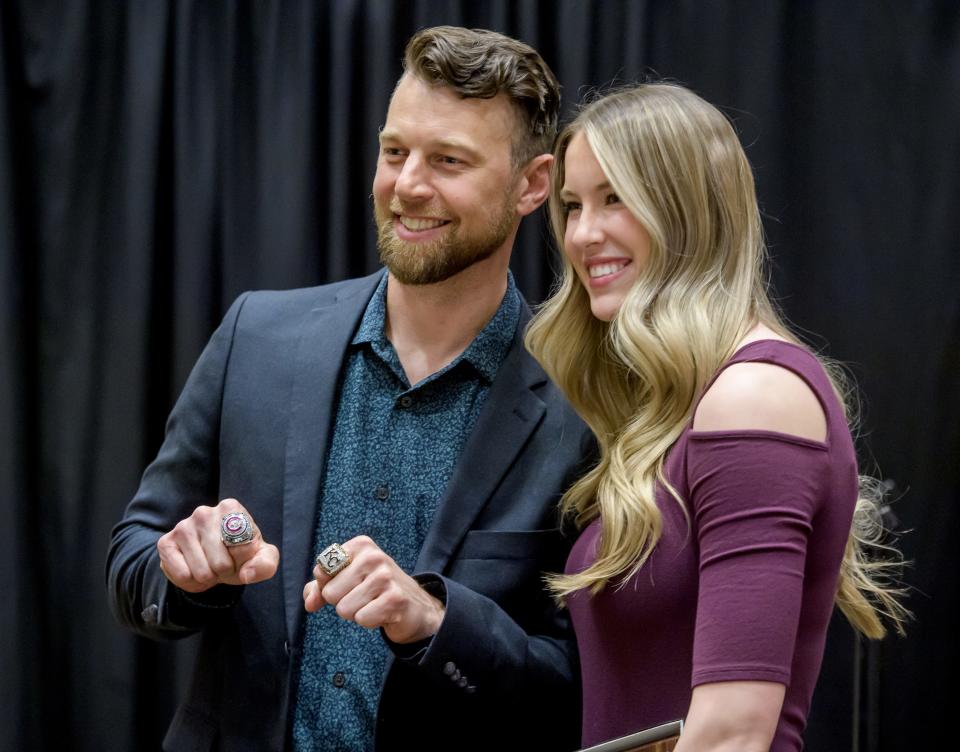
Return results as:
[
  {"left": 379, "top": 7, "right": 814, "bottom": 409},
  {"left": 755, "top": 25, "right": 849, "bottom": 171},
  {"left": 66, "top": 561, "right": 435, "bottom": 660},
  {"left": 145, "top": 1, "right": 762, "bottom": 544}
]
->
[{"left": 692, "top": 361, "right": 828, "bottom": 442}]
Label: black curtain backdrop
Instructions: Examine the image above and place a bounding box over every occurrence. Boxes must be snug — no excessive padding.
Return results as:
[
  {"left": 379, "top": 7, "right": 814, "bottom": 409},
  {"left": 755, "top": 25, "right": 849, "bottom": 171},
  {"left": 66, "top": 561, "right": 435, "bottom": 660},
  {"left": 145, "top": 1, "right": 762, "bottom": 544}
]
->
[{"left": 2, "top": 1, "right": 957, "bottom": 750}]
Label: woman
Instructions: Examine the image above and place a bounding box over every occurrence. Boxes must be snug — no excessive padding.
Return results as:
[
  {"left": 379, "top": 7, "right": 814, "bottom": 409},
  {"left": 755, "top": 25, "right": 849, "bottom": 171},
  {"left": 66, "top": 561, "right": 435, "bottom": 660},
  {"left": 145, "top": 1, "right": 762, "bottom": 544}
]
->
[{"left": 525, "top": 84, "right": 906, "bottom": 752}]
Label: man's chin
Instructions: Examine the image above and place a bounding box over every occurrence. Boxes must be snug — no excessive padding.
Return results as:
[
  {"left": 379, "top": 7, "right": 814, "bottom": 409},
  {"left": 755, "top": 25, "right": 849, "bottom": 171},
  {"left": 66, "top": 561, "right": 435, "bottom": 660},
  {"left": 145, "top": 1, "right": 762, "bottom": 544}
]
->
[
  {"left": 376, "top": 220, "right": 505, "bottom": 286},
  {"left": 382, "top": 259, "right": 466, "bottom": 286}
]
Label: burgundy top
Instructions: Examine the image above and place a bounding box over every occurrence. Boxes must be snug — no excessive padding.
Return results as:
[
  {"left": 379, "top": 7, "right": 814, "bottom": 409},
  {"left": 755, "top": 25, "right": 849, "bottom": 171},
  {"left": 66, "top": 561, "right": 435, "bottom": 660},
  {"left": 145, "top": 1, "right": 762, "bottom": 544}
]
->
[{"left": 566, "top": 341, "right": 858, "bottom": 751}]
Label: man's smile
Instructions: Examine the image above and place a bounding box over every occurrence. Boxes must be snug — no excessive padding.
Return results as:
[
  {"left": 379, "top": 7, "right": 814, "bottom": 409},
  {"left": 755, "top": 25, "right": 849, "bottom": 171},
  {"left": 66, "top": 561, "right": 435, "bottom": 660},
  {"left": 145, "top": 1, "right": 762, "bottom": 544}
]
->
[{"left": 397, "top": 215, "right": 451, "bottom": 232}]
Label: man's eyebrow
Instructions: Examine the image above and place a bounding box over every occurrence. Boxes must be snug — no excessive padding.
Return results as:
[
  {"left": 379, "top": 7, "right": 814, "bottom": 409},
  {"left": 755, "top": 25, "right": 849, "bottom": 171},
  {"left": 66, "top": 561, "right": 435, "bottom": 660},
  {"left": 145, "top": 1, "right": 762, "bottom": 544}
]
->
[
  {"left": 433, "top": 138, "right": 483, "bottom": 161},
  {"left": 378, "top": 128, "right": 400, "bottom": 143},
  {"left": 378, "top": 129, "right": 483, "bottom": 162}
]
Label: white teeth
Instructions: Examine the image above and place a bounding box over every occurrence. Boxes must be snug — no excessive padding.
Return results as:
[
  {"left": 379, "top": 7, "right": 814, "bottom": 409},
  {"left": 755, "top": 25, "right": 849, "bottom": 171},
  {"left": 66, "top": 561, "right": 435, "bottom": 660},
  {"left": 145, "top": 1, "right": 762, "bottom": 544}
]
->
[
  {"left": 399, "top": 216, "right": 447, "bottom": 231},
  {"left": 589, "top": 261, "right": 628, "bottom": 278}
]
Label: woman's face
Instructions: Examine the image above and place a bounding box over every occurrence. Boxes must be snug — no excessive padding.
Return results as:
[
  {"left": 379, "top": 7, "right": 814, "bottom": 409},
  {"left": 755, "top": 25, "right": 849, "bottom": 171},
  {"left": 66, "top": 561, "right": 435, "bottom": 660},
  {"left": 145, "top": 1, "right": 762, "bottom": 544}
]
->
[{"left": 559, "top": 132, "right": 651, "bottom": 322}]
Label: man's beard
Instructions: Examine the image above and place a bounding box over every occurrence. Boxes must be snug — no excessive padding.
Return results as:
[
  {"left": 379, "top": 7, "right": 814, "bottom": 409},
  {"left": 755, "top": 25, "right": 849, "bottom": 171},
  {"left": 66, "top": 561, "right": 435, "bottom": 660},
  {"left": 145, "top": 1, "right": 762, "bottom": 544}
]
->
[{"left": 374, "top": 197, "right": 516, "bottom": 285}]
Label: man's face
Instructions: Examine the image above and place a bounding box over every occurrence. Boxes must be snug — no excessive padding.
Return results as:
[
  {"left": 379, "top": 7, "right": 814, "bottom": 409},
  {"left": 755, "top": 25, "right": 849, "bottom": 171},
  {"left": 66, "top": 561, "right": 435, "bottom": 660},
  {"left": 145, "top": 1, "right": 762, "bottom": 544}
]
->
[{"left": 373, "top": 74, "right": 521, "bottom": 285}]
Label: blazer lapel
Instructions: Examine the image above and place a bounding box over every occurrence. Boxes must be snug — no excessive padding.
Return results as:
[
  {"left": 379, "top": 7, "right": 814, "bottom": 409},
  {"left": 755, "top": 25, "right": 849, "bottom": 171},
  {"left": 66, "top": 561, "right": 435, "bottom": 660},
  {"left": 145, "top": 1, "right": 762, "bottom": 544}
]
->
[
  {"left": 281, "top": 272, "right": 383, "bottom": 647},
  {"left": 414, "top": 314, "right": 547, "bottom": 573}
]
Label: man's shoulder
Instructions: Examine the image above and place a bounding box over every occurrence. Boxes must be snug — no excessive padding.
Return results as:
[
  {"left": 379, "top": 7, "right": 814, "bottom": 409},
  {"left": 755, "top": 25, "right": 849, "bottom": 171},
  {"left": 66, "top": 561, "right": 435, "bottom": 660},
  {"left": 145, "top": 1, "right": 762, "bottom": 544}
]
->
[
  {"left": 229, "top": 271, "right": 384, "bottom": 327},
  {"left": 242, "top": 270, "right": 383, "bottom": 308}
]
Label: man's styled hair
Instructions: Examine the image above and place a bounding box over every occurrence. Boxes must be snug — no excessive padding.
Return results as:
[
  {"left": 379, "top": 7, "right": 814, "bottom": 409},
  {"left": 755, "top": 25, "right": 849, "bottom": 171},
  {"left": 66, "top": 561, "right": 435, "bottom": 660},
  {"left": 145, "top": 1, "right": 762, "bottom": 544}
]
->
[{"left": 402, "top": 25, "right": 561, "bottom": 167}]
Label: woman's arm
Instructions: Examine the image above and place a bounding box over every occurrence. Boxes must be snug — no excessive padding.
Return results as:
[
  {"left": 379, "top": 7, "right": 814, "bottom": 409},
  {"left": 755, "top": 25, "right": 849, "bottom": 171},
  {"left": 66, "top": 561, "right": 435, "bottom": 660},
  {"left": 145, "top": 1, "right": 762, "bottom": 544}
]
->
[
  {"left": 677, "top": 358, "right": 827, "bottom": 750},
  {"left": 674, "top": 681, "right": 785, "bottom": 752}
]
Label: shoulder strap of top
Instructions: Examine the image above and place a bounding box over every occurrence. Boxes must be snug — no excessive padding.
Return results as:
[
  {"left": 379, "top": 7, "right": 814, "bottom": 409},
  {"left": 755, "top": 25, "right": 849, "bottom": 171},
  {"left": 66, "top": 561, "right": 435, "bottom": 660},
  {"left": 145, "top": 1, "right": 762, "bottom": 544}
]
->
[{"left": 695, "top": 339, "right": 844, "bottom": 426}]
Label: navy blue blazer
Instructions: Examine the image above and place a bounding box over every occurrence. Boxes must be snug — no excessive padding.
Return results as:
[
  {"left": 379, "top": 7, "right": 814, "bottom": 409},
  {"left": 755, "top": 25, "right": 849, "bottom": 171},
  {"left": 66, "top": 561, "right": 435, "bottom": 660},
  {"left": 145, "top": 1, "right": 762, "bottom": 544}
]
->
[{"left": 107, "top": 271, "right": 594, "bottom": 751}]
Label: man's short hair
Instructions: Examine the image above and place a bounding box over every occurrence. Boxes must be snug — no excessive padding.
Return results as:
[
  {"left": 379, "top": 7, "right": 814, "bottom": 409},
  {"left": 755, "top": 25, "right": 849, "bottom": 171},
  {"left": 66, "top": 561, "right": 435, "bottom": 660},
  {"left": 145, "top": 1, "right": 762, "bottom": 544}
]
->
[{"left": 403, "top": 25, "right": 561, "bottom": 167}]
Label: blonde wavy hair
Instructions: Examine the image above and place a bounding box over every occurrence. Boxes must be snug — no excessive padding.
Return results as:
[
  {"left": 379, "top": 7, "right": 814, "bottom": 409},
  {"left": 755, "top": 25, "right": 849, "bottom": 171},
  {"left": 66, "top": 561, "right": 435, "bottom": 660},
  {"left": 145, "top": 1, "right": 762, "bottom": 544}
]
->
[{"left": 525, "top": 84, "right": 907, "bottom": 638}]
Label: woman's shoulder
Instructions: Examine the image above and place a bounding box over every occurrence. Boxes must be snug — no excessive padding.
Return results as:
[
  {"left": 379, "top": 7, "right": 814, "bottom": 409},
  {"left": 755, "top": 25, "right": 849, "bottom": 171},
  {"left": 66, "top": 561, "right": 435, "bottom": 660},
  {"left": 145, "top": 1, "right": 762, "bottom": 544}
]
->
[{"left": 692, "top": 333, "right": 827, "bottom": 442}]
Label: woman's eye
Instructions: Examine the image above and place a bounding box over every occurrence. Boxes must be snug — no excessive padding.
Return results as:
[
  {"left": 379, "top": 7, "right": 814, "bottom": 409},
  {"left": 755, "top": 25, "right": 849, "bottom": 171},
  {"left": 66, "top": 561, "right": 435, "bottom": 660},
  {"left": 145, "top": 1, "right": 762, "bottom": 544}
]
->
[
  {"left": 605, "top": 193, "right": 621, "bottom": 205},
  {"left": 561, "top": 201, "right": 581, "bottom": 214}
]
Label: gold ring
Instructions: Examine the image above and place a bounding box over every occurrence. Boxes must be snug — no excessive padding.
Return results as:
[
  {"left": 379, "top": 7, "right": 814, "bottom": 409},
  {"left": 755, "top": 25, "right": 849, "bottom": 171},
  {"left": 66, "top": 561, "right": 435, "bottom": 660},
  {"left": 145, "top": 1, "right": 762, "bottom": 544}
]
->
[{"left": 316, "top": 542, "right": 351, "bottom": 576}]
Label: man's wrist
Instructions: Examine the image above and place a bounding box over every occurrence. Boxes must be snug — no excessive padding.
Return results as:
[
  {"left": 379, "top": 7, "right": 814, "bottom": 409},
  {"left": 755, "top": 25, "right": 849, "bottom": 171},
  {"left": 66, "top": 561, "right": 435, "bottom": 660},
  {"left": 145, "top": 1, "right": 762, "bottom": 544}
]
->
[
  {"left": 383, "top": 573, "right": 448, "bottom": 656},
  {"left": 413, "top": 573, "right": 447, "bottom": 604},
  {"left": 415, "top": 573, "right": 447, "bottom": 639}
]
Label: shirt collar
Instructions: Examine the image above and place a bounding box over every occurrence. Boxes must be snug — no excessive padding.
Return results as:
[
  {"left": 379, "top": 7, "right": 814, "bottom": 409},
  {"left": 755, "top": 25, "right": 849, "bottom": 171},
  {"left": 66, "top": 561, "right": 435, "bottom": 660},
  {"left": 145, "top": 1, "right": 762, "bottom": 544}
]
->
[
  {"left": 352, "top": 272, "right": 390, "bottom": 347},
  {"left": 352, "top": 271, "right": 521, "bottom": 384},
  {"left": 458, "top": 273, "right": 520, "bottom": 382}
]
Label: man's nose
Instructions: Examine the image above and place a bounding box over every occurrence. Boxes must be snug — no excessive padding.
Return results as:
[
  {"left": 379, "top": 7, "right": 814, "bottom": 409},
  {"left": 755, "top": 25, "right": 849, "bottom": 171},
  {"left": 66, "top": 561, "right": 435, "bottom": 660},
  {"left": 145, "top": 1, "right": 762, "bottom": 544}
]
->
[{"left": 394, "top": 154, "right": 433, "bottom": 202}]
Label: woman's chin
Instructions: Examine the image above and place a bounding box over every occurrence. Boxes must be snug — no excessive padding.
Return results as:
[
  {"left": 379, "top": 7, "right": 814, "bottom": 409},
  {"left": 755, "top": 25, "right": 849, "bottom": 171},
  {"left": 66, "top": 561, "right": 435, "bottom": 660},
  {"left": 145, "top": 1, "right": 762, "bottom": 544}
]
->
[{"left": 589, "top": 298, "right": 622, "bottom": 323}]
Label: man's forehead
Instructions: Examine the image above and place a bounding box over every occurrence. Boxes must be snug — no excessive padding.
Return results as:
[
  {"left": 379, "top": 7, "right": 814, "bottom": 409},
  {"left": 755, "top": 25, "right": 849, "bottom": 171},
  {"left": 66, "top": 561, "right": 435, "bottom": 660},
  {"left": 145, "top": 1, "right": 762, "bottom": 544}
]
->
[{"left": 384, "top": 74, "right": 517, "bottom": 138}]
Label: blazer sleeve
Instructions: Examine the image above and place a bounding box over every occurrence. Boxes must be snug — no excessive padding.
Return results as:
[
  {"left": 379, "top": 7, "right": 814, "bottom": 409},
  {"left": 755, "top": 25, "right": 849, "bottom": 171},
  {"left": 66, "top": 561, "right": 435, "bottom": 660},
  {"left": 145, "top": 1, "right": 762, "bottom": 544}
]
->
[
  {"left": 384, "top": 420, "right": 594, "bottom": 750},
  {"left": 105, "top": 293, "right": 251, "bottom": 640},
  {"left": 415, "top": 570, "right": 578, "bottom": 695}
]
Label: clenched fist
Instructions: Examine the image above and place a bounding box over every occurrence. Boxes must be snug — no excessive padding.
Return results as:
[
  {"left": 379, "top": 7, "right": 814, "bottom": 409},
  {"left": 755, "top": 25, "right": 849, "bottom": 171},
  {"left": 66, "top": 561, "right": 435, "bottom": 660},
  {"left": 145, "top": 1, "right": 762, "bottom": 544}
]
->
[
  {"left": 158, "top": 498, "right": 280, "bottom": 593},
  {"left": 302, "top": 535, "right": 445, "bottom": 644}
]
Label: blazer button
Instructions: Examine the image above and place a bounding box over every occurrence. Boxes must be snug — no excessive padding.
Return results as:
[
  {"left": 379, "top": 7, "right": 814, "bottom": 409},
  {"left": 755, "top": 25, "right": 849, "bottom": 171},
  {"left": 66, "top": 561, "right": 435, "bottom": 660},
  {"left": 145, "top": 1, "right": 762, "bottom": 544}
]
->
[
  {"left": 332, "top": 672, "right": 346, "bottom": 688},
  {"left": 443, "top": 661, "right": 457, "bottom": 677},
  {"left": 141, "top": 604, "right": 159, "bottom": 624},
  {"left": 457, "top": 677, "right": 468, "bottom": 688},
  {"left": 399, "top": 395, "right": 413, "bottom": 408},
  {"left": 465, "top": 686, "right": 476, "bottom": 694}
]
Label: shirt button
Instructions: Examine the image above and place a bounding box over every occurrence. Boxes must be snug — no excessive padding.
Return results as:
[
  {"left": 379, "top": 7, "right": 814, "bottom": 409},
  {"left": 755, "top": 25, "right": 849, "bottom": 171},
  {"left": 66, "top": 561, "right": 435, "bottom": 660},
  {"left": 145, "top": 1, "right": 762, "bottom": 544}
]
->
[
  {"left": 374, "top": 484, "right": 390, "bottom": 501},
  {"left": 399, "top": 395, "right": 413, "bottom": 408},
  {"left": 332, "top": 671, "right": 346, "bottom": 688}
]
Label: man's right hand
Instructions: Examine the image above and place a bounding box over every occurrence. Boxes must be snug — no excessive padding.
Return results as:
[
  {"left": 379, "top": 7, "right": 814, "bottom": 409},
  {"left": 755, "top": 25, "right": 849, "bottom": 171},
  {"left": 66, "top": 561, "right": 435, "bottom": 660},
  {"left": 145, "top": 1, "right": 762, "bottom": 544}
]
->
[{"left": 157, "top": 498, "right": 280, "bottom": 593}]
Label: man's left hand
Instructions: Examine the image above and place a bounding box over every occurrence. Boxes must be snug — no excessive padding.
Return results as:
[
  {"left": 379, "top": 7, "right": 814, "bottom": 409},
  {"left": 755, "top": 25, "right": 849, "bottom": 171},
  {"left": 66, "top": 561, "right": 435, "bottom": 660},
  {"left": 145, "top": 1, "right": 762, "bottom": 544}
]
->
[{"left": 302, "top": 535, "right": 445, "bottom": 644}]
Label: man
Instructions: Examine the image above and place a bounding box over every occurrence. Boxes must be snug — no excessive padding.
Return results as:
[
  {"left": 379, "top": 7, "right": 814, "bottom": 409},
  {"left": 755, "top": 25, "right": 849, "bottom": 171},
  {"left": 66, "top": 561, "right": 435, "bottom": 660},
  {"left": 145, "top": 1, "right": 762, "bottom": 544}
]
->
[{"left": 107, "top": 26, "right": 591, "bottom": 752}]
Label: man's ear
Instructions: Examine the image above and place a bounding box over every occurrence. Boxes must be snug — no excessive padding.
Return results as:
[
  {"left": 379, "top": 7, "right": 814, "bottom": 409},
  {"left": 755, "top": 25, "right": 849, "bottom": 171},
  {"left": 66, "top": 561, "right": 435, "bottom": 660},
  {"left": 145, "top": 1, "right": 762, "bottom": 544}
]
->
[{"left": 514, "top": 153, "right": 554, "bottom": 218}]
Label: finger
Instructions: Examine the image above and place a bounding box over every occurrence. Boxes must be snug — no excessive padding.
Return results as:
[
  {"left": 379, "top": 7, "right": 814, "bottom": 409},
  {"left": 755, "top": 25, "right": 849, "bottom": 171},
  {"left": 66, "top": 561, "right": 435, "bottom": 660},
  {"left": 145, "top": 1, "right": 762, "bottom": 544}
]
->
[
  {"left": 302, "top": 579, "right": 327, "bottom": 612},
  {"left": 330, "top": 556, "right": 404, "bottom": 626},
  {"left": 334, "top": 573, "right": 389, "bottom": 625},
  {"left": 319, "top": 554, "right": 367, "bottom": 606},
  {"left": 198, "top": 511, "right": 241, "bottom": 579},
  {"left": 311, "top": 563, "right": 333, "bottom": 590},
  {"left": 214, "top": 499, "right": 262, "bottom": 568},
  {"left": 236, "top": 542, "right": 280, "bottom": 585},
  {"left": 342, "top": 534, "right": 377, "bottom": 554},
  {"left": 353, "top": 592, "right": 404, "bottom": 629},
  {"left": 173, "top": 520, "right": 218, "bottom": 589},
  {"left": 224, "top": 529, "right": 262, "bottom": 569},
  {"left": 157, "top": 537, "right": 195, "bottom": 590},
  {"left": 314, "top": 540, "right": 362, "bottom": 601},
  {"left": 216, "top": 497, "right": 245, "bottom": 513}
]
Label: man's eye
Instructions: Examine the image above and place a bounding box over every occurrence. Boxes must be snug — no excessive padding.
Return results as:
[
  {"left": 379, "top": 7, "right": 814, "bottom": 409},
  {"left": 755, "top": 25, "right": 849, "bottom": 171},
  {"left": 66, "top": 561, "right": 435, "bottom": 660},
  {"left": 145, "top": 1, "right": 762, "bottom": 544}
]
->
[{"left": 438, "top": 155, "right": 461, "bottom": 165}]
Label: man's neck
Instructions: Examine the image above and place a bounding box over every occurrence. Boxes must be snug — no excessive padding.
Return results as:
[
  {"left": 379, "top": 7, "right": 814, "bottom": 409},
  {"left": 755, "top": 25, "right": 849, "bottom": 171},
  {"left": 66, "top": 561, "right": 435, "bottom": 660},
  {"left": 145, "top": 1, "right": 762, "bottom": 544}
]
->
[{"left": 384, "top": 254, "right": 511, "bottom": 386}]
